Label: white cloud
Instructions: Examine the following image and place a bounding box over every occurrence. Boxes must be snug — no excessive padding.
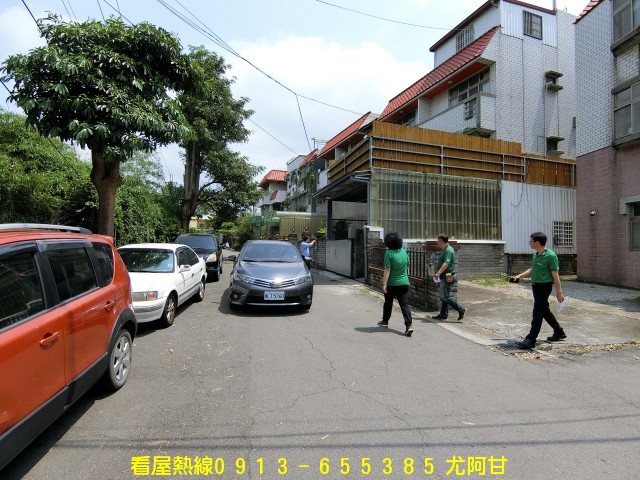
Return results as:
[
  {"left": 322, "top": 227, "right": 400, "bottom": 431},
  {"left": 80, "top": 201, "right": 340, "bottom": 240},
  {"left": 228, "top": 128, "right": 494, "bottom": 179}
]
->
[{"left": 225, "top": 34, "right": 427, "bottom": 172}]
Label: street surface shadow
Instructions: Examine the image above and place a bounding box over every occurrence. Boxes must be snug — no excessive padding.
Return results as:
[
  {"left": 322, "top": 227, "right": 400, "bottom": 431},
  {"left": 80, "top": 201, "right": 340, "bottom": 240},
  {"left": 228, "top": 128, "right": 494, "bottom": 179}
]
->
[{"left": 355, "top": 326, "right": 408, "bottom": 336}]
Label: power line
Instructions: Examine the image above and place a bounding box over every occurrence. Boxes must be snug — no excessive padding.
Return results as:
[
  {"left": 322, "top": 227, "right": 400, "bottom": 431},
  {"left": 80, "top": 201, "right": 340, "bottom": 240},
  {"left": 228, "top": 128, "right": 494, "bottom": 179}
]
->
[
  {"left": 313, "top": 0, "right": 452, "bottom": 31},
  {"left": 154, "top": 0, "right": 364, "bottom": 152},
  {"left": 101, "top": 0, "right": 134, "bottom": 24},
  {"left": 63, "top": 0, "right": 78, "bottom": 22},
  {"left": 95, "top": 0, "right": 105, "bottom": 21},
  {"left": 248, "top": 119, "right": 300, "bottom": 156},
  {"left": 21, "top": 0, "right": 43, "bottom": 34}
]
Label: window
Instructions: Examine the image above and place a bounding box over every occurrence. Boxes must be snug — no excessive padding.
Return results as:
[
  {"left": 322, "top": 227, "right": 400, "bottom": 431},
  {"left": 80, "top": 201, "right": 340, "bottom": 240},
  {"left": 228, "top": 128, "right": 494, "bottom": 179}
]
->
[
  {"left": 0, "top": 252, "right": 45, "bottom": 329},
  {"left": 614, "top": 82, "right": 640, "bottom": 139},
  {"left": 524, "top": 11, "right": 543, "bottom": 39},
  {"left": 456, "top": 24, "right": 474, "bottom": 52},
  {"left": 632, "top": 203, "right": 640, "bottom": 250},
  {"left": 46, "top": 247, "right": 98, "bottom": 302},
  {"left": 396, "top": 111, "right": 416, "bottom": 126},
  {"left": 449, "top": 70, "right": 489, "bottom": 108},
  {"left": 92, "top": 242, "right": 114, "bottom": 286},
  {"left": 613, "top": 0, "right": 640, "bottom": 43},
  {"left": 464, "top": 99, "right": 476, "bottom": 120},
  {"left": 553, "top": 221, "right": 574, "bottom": 247}
]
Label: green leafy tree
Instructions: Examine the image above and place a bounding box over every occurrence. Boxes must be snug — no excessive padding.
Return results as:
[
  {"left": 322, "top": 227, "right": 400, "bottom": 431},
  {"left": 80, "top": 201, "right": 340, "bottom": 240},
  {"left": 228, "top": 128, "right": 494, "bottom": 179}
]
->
[
  {"left": 0, "top": 110, "right": 96, "bottom": 225},
  {"left": 196, "top": 150, "right": 264, "bottom": 229},
  {"left": 2, "top": 15, "right": 196, "bottom": 235},
  {"left": 178, "top": 47, "right": 256, "bottom": 230},
  {"left": 232, "top": 214, "right": 256, "bottom": 249},
  {"left": 114, "top": 152, "right": 181, "bottom": 245}
]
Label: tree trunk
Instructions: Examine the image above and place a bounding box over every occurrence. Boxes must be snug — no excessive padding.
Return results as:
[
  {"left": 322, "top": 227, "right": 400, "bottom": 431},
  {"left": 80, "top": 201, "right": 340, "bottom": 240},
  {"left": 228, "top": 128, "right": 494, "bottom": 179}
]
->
[
  {"left": 181, "top": 141, "right": 201, "bottom": 231},
  {"left": 91, "top": 149, "right": 122, "bottom": 237}
]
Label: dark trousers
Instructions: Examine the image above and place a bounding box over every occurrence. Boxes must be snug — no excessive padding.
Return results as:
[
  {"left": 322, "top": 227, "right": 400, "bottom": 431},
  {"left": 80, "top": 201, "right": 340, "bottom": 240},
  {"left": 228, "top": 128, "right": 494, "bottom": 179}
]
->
[
  {"left": 526, "top": 282, "right": 563, "bottom": 341},
  {"left": 382, "top": 285, "right": 412, "bottom": 326}
]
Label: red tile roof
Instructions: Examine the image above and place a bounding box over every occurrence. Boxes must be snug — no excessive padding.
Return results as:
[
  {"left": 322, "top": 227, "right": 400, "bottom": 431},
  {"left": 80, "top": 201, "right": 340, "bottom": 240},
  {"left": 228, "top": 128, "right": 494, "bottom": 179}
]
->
[
  {"left": 259, "top": 169, "right": 286, "bottom": 188},
  {"left": 379, "top": 27, "right": 498, "bottom": 121},
  {"left": 574, "top": 0, "right": 603, "bottom": 24},
  {"left": 300, "top": 149, "right": 317, "bottom": 167},
  {"left": 318, "top": 112, "right": 374, "bottom": 158}
]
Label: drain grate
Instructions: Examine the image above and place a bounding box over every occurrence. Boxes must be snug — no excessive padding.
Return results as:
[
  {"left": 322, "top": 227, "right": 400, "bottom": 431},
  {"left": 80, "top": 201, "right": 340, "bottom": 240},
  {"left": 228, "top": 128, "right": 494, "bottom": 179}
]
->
[{"left": 490, "top": 342, "right": 555, "bottom": 358}]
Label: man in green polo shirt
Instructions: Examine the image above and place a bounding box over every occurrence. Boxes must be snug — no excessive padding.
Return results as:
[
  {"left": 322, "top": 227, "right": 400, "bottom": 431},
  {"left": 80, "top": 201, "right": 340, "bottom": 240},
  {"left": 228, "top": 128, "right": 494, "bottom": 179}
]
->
[
  {"left": 511, "top": 232, "right": 566, "bottom": 349},
  {"left": 432, "top": 233, "right": 466, "bottom": 321}
]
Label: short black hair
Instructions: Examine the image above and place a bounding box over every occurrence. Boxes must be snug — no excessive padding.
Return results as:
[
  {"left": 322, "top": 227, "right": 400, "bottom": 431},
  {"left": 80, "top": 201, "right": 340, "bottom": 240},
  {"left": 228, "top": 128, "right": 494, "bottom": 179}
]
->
[
  {"left": 437, "top": 233, "right": 449, "bottom": 243},
  {"left": 530, "top": 232, "right": 547, "bottom": 246},
  {"left": 302, "top": 235, "right": 310, "bottom": 241},
  {"left": 384, "top": 232, "right": 403, "bottom": 250}
]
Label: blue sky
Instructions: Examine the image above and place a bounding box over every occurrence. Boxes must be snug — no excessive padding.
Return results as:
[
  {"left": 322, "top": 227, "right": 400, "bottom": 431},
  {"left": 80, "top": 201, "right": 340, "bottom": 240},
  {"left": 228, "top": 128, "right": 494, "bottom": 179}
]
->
[{"left": 0, "top": 0, "right": 589, "bottom": 183}]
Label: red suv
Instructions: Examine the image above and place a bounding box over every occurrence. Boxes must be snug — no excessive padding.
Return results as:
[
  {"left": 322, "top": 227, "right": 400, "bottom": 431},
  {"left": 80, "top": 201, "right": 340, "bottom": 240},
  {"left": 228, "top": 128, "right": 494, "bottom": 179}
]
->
[{"left": 0, "top": 224, "right": 137, "bottom": 470}]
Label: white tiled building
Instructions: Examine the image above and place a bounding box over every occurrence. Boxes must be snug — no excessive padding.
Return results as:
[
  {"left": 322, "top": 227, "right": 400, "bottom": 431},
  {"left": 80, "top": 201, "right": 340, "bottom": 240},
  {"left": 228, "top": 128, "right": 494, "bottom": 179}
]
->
[
  {"left": 574, "top": 0, "right": 640, "bottom": 289},
  {"left": 380, "top": 0, "right": 577, "bottom": 159}
]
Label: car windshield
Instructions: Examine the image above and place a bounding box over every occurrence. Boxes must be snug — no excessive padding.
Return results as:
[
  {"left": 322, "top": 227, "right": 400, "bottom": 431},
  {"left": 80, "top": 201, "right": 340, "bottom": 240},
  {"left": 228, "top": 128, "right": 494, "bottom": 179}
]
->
[
  {"left": 176, "top": 235, "right": 217, "bottom": 251},
  {"left": 119, "top": 250, "right": 174, "bottom": 273},
  {"left": 241, "top": 243, "right": 301, "bottom": 263}
]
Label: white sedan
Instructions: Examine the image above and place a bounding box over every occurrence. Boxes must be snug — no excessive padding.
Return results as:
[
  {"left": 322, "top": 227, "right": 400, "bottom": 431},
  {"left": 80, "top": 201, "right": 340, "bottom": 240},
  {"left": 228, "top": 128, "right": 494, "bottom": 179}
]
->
[{"left": 118, "top": 243, "right": 207, "bottom": 328}]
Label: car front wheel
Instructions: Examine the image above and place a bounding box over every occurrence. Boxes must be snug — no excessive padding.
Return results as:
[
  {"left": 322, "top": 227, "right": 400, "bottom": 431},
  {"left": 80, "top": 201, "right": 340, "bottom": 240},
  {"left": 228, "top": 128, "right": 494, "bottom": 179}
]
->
[
  {"left": 160, "top": 294, "right": 177, "bottom": 328},
  {"left": 100, "top": 329, "right": 132, "bottom": 391}
]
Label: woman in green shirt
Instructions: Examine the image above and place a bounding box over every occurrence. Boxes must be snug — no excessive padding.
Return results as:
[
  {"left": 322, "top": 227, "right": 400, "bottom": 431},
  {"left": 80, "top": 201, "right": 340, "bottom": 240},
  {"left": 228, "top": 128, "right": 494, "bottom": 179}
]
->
[{"left": 377, "top": 232, "right": 413, "bottom": 337}]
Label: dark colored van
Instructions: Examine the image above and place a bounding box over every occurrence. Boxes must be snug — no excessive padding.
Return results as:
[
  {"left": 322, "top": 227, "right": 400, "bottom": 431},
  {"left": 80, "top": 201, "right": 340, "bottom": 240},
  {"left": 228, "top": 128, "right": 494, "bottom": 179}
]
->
[{"left": 174, "top": 233, "right": 223, "bottom": 282}]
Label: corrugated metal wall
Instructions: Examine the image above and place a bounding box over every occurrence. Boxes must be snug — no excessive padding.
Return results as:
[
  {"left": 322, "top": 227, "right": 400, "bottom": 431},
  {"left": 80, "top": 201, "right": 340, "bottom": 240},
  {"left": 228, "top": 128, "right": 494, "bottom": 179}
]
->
[
  {"left": 501, "top": 181, "right": 576, "bottom": 254},
  {"left": 501, "top": 1, "right": 557, "bottom": 48}
]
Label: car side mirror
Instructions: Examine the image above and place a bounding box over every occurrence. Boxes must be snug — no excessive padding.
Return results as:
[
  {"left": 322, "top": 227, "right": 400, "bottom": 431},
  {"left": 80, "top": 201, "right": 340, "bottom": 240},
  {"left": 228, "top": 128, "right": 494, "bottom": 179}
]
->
[
  {"left": 179, "top": 264, "right": 191, "bottom": 272},
  {"left": 227, "top": 255, "right": 237, "bottom": 262}
]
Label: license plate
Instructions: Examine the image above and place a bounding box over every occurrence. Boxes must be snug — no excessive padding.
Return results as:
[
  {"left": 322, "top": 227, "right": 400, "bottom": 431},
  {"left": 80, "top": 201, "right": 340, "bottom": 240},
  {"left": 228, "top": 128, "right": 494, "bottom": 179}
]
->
[{"left": 264, "top": 291, "right": 285, "bottom": 300}]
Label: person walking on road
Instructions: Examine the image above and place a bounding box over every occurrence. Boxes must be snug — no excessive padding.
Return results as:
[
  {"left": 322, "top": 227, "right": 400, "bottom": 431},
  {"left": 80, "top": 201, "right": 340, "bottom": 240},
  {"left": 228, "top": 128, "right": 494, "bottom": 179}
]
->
[
  {"left": 300, "top": 235, "right": 315, "bottom": 268},
  {"left": 432, "top": 233, "right": 467, "bottom": 321},
  {"left": 511, "top": 232, "right": 566, "bottom": 349},
  {"left": 377, "top": 232, "right": 414, "bottom": 337}
]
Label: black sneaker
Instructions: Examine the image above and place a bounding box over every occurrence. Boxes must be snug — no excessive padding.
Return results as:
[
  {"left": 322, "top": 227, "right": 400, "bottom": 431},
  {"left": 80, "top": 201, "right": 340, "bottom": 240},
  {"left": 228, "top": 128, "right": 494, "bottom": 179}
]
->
[
  {"left": 431, "top": 314, "right": 447, "bottom": 320},
  {"left": 547, "top": 331, "right": 567, "bottom": 342},
  {"left": 405, "top": 326, "right": 413, "bottom": 337},
  {"left": 458, "top": 308, "right": 467, "bottom": 321},
  {"left": 377, "top": 321, "right": 389, "bottom": 327},
  {"left": 517, "top": 338, "right": 535, "bottom": 349}
]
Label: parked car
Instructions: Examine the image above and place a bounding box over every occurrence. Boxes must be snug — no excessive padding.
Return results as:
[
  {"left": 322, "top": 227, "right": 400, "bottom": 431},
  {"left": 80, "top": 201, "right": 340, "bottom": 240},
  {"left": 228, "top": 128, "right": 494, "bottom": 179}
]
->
[
  {"left": 118, "top": 243, "right": 207, "bottom": 328},
  {"left": 0, "top": 223, "right": 137, "bottom": 471},
  {"left": 175, "top": 233, "right": 223, "bottom": 282},
  {"left": 228, "top": 240, "right": 313, "bottom": 310}
]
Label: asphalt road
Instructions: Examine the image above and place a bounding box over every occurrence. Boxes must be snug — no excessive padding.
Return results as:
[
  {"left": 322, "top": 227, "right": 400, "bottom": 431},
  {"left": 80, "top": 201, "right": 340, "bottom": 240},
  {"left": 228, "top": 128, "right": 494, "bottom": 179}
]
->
[{"left": 5, "top": 260, "right": 640, "bottom": 479}]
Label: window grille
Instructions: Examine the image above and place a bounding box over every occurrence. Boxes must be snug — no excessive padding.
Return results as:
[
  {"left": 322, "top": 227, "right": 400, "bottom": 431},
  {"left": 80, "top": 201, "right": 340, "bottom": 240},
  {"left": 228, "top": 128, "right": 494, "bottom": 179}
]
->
[
  {"left": 553, "top": 221, "right": 574, "bottom": 247},
  {"left": 456, "top": 24, "right": 474, "bottom": 52},
  {"left": 523, "top": 11, "right": 543, "bottom": 39},
  {"left": 464, "top": 99, "right": 476, "bottom": 120}
]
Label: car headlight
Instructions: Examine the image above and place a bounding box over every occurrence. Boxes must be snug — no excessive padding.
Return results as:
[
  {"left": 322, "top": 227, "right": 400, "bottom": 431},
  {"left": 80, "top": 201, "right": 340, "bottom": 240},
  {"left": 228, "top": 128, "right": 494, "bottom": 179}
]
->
[
  {"left": 294, "top": 274, "right": 312, "bottom": 285},
  {"left": 133, "top": 291, "right": 159, "bottom": 301},
  {"left": 206, "top": 253, "right": 218, "bottom": 262},
  {"left": 233, "top": 272, "right": 255, "bottom": 284}
]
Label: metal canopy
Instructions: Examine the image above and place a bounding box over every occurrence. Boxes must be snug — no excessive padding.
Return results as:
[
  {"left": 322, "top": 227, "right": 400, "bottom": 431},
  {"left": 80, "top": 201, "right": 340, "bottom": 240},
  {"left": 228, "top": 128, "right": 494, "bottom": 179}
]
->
[{"left": 314, "top": 172, "right": 369, "bottom": 203}]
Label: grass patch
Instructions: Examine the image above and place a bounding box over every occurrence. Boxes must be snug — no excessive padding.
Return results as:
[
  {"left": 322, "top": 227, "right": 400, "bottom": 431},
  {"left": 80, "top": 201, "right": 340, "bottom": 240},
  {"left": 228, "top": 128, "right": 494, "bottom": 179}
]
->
[{"left": 471, "top": 276, "right": 509, "bottom": 287}]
